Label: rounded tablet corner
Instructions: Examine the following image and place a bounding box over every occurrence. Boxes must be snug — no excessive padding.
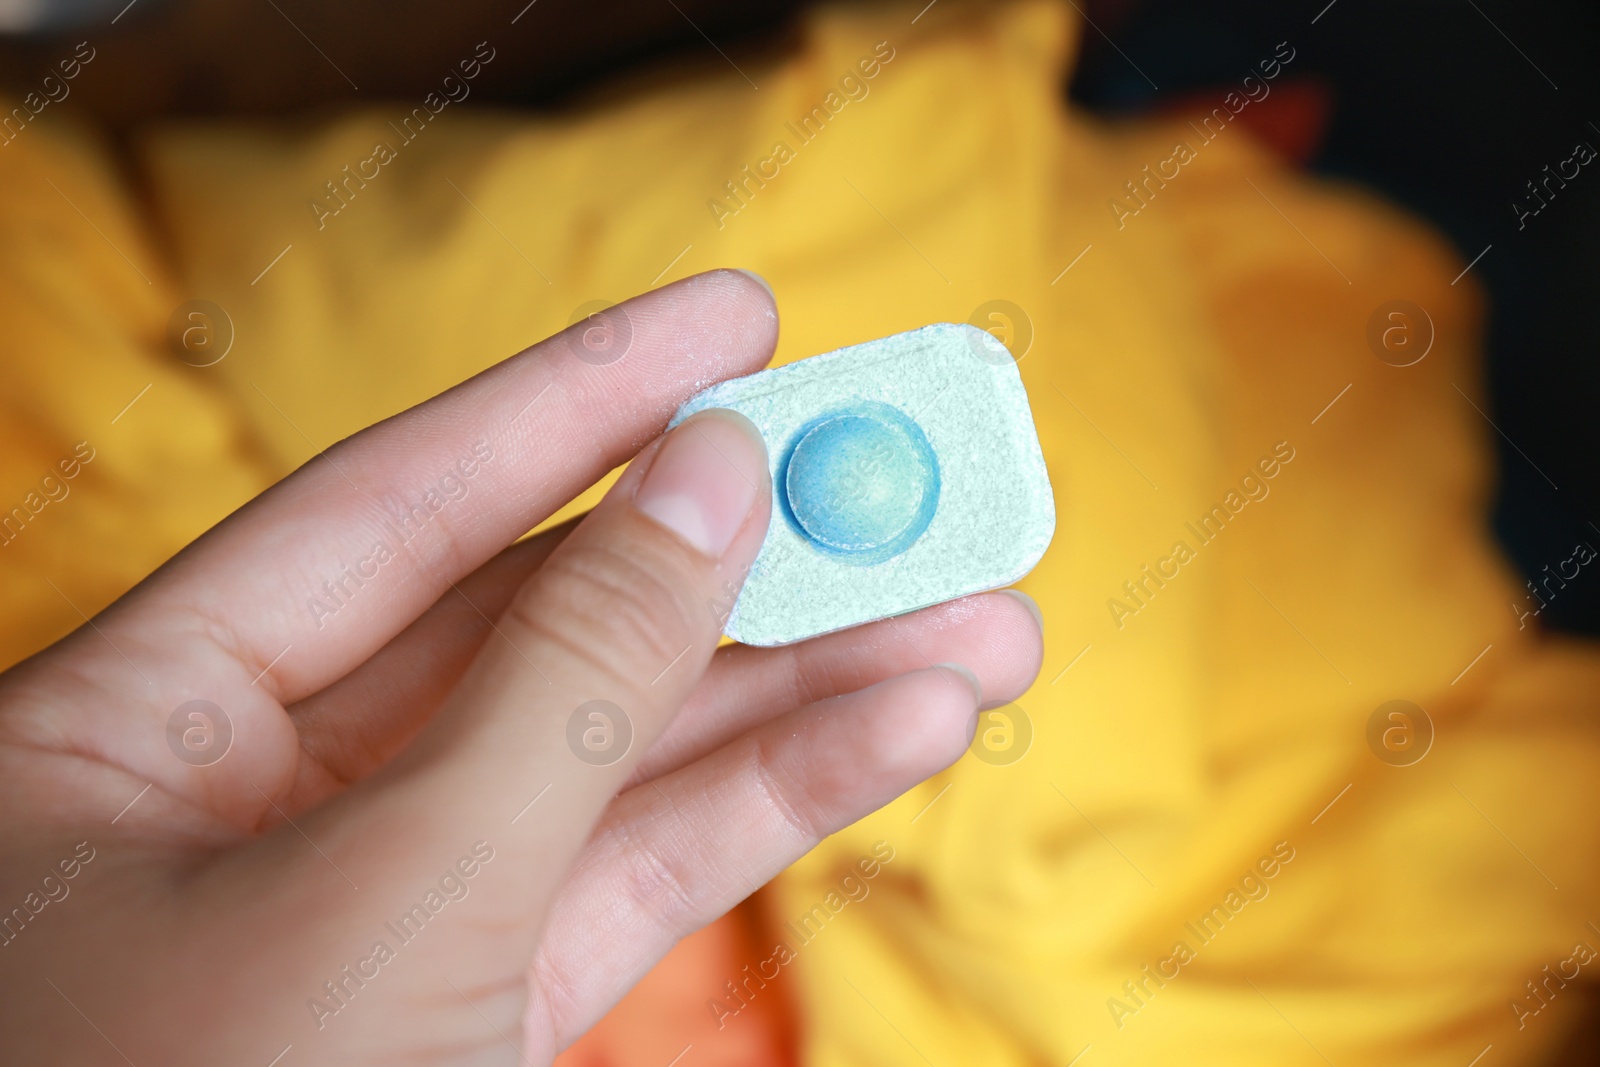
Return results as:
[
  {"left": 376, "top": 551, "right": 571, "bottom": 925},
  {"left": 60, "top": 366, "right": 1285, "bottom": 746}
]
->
[
  {"left": 1018, "top": 522, "right": 1057, "bottom": 582},
  {"left": 985, "top": 547, "right": 1052, "bottom": 598},
  {"left": 721, "top": 619, "right": 798, "bottom": 648},
  {"left": 1025, "top": 481, "right": 1060, "bottom": 572},
  {"left": 664, "top": 397, "right": 701, "bottom": 432},
  {"left": 945, "top": 322, "right": 1024, "bottom": 371},
  {"left": 915, "top": 321, "right": 994, "bottom": 347},
  {"left": 943, "top": 322, "right": 997, "bottom": 346}
]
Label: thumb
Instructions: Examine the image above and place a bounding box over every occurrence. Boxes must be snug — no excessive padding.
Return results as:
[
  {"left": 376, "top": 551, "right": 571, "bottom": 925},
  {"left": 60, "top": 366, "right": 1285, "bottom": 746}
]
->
[{"left": 357, "top": 403, "right": 769, "bottom": 878}]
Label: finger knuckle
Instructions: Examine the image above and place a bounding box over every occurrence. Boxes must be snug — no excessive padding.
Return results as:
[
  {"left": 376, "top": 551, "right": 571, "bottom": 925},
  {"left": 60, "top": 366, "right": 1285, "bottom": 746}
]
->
[
  {"left": 505, "top": 541, "right": 701, "bottom": 688},
  {"left": 612, "top": 811, "right": 704, "bottom": 930},
  {"left": 748, "top": 732, "right": 824, "bottom": 846}
]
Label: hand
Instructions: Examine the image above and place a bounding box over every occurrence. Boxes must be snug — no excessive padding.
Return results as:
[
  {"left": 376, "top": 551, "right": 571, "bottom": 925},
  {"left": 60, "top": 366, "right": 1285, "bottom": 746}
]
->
[{"left": 0, "top": 271, "right": 1043, "bottom": 1065}]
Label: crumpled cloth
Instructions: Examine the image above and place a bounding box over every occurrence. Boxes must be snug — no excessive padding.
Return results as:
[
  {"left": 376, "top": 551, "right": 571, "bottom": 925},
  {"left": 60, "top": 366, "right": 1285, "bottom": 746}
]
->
[{"left": 2, "top": 2, "right": 1597, "bottom": 1064}]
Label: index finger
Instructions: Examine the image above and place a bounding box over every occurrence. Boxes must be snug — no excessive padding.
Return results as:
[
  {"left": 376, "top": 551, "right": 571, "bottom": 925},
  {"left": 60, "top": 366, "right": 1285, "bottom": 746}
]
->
[{"left": 107, "top": 270, "right": 778, "bottom": 703}]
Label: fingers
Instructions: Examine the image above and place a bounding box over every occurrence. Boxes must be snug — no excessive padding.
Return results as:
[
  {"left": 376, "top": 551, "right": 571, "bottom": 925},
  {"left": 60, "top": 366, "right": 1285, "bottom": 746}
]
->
[
  {"left": 527, "top": 664, "right": 986, "bottom": 1047},
  {"left": 104, "top": 270, "right": 778, "bottom": 704},
  {"left": 288, "top": 574, "right": 1039, "bottom": 812},
  {"left": 283, "top": 519, "right": 578, "bottom": 811},
  {"left": 628, "top": 588, "right": 1044, "bottom": 787},
  {"left": 243, "top": 408, "right": 774, "bottom": 986}
]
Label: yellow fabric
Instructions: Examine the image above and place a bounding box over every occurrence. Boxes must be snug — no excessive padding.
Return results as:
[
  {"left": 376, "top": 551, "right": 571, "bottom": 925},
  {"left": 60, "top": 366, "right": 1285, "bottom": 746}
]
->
[
  {"left": 4, "top": 1, "right": 1598, "bottom": 1063},
  {"left": 0, "top": 125, "right": 273, "bottom": 667}
]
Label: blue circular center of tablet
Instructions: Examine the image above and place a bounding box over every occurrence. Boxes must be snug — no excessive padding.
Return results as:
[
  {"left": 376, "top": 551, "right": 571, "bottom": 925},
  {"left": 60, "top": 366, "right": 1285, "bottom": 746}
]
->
[{"left": 783, "top": 403, "right": 939, "bottom": 564}]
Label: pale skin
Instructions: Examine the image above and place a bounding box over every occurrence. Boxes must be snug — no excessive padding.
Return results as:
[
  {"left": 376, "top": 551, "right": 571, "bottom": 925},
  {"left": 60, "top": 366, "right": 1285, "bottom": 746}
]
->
[{"left": 0, "top": 270, "right": 1043, "bottom": 1064}]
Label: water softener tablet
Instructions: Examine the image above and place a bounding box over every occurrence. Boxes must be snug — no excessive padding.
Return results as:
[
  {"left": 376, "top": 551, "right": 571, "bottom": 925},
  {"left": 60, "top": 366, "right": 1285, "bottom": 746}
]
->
[{"left": 670, "top": 323, "right": 1055, "bottom": 646}]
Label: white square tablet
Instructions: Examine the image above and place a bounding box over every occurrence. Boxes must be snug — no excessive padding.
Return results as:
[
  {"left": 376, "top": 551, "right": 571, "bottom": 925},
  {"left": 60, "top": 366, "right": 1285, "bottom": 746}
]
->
[{"left": 670, "top": 323, "right": 1055, "bottom": 646}]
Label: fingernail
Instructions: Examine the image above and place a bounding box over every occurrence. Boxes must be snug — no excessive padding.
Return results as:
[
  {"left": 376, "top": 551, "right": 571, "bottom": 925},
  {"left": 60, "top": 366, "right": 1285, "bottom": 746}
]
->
[
  {"left": 998, "top": 588, "right": 1043, "bottom": 632},
  {"left": 634, "top": 409, "right": 768, "bottom": 558},
  {"left": 735, "top": 269, "right": 775, "bottom": 300},
  {"left": 933, "top": 661, "right": 982, "bottom": 704}
]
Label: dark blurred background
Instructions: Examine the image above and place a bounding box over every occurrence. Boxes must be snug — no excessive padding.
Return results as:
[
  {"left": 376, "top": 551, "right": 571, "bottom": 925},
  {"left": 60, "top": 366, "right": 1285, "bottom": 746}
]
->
[{"left": 1070, "top": 0, "right": 1600, "bottom": 639}]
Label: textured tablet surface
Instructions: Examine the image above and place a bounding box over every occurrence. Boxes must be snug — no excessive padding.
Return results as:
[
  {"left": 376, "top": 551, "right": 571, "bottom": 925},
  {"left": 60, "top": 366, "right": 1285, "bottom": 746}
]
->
[{"left": 670, "top": 323, "right": 1055, "bottom": 646}]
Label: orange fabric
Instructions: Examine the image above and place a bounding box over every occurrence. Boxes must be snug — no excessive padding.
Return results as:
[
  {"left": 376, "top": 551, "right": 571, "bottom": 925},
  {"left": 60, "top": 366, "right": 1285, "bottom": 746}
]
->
[{"left": 557, "top": 900, "right": 796, "bottom": 1067}]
